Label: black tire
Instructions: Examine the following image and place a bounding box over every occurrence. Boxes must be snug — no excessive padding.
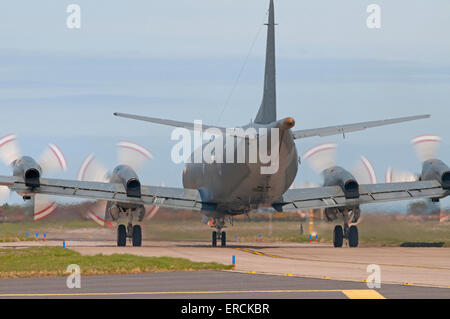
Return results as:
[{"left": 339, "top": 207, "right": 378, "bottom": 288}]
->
[
  {"left": 212, "top": 231, "right": 217, "bottom": 247},
  {"left": 348, "top": 225, "right": 359, "bottom": 248},
  {"left": 333, "top": 225, "right": 343, "bottom": 248},
  {"left": 221, "top": 232, "right": 226, "bottom": 247},
  {"left": 117, "top": 225, "right": 127, "bottom": 247},
  {"left": 132, "top": 225, "right": 142, "bottom": 247}
]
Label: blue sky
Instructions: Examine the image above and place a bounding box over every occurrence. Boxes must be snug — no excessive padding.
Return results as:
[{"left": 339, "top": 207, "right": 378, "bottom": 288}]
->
[{"left": 0, "top": 1, "right": 449, "bottom": 210}]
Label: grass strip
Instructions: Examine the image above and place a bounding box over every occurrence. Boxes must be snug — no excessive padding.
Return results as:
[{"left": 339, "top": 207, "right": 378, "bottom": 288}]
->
[{"left": 0, "top": 247, "right": 233, "bottom": 278}]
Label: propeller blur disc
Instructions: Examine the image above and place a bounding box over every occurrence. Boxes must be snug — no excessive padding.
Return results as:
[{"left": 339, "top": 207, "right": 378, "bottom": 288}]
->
[
  {"left": 86, "top": 200, "right": 109, "bottom": 227},
  {"left": 145, "top": 205, "right": 160, "bottom": 220},
  {"left": 0, "top": 186, "right": 10, "bottom": 204},
  {"left": 117, "top": 141, "right": 153, "bottom": 171},
  {"left": 0, "top": 134, "right": 20, "bottom": 166},
  {"left": 77, "top": 154, "right": 109, "bottom": 182},
  {"left": 299, "top": 181, "right": 319, "bottom": 189},
  {"left": 39, "top": 143, "right": 68, "bottom": 173},
  {"left": 34, "top": 195, "right": 57, "bottom": 221},
  {"left": 352, "top": 156, "right": 377, "bottom": 184},
  {"left": 79, "top": 142, "right": 153, "bottom": 227},
  {"left": 385, "top": 167, "right": 418, "bottom": 183},
  {"left": 303, "top": 143, "right": 337, "bottom": 173},
  {"left": 411, "top": 135, "right": 442, "bottom": 162}
]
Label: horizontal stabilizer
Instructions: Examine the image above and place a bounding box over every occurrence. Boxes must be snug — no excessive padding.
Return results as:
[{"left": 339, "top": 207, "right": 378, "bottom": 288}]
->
[
  {"left": 292, "top": 115, "right": 430, "bottom": 139},
  {"left": 114, "top": 112, "right": 258, "bottom": 139}
]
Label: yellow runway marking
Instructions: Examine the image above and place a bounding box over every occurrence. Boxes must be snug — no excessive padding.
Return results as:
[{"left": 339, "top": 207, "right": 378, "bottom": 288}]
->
[
  {"left": 342, "top": 290, "right": 386, "bottom": 299},
  {"left": 234, "top": 248, "right": 449, "bottom": 271},
  {"left": 0, "top": 289, "right": 384, "bottom": 299}
]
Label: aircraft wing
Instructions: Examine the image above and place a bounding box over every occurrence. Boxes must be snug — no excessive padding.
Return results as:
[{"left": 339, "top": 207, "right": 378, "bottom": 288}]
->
[
  {"left": 273, "top": 180, "right": 448, "bottom": 212},
  {"left": 0, "top": 176, "right": 216, "bottom": 212},
  {"left": 1, "top": 176, "right": 447, "bottom": 214},
  {"left": 292, "top": 115, "right": 430, "bottom": 139}
]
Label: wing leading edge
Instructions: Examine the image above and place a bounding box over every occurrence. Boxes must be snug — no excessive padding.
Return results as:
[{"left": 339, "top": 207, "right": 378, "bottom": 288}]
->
[
  {"left": 274, "top": 180, "right": 447, "bottom": 212},
  {"left": 0, "top": 176, "right": 447, "bottom": 214},
  {"left": 0, "top": 176, "right": 216, "bottom": 212}
]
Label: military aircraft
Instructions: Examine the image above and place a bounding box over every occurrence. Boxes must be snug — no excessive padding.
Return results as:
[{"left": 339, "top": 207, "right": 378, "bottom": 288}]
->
[{"left": 0, "top": 0, "right": 448, "bottom": 247}]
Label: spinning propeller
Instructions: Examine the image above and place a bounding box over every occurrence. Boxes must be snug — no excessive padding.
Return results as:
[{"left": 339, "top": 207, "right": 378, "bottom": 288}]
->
[
  {"left": 303, "top": 142, "right": 377, "bottom": 185},
  {"left": 385, "top": 135, "right": 441, "bottom": 183},
  {"left": 385, "top": 134, "right": 448, "bottom": 215},
  {"left": 77, "top": 141, "right": 158, "bottom": 227},
  {"left": 302, "top": 142, "right": 376, "bottom": 225},
  {"left": 0, "top": 134, "right": 68, "bottom": 221}
]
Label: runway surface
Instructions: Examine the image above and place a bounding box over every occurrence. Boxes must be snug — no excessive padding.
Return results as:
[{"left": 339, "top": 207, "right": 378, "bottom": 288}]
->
[
  {"left": 1, "top": 240, "right": 449, "bottom": 298},
  {"left": 0, "top": 270, "right": 449, "bottom": 299}
]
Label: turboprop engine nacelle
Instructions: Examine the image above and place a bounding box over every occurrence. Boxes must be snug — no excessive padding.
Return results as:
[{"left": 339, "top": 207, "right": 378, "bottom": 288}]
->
[
  {"left": 322, "top": 166, "right": 359, "bottom": 199},
  {"left": 110, "top": 165, "right": 142, "bottom": 198},
  {"left": 12, "top": 156, "right": 42, "bottom": 188},
  {"left": 421, "top": 159, "right": 450, "bottom": 190}
]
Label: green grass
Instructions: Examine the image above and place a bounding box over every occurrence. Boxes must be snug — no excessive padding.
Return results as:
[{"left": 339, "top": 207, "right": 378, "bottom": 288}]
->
[
  {"left": 142, "top": 215, "right": 450, "bottom": 247},
  {"left": 1, "top": 214, "right": 449, "bottom": 247},
  {"left": 0, "top": 247, "right": 233, "bottom": 278},
  {"left": 0, "top": 220, "right": 96, "bottom": 242}
]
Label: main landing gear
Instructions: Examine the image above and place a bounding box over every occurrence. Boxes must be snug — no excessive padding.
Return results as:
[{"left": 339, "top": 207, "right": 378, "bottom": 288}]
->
[
  {"left": 333, "top": 224, "right": 358, "bottom": 248},
  {"left": 333, "top": 208, "right": 359, "bottom": 248},
  {"left": 117, "top": 224, "right": 142, "bottom": 247},
  {"left": 116, "top": 209, "right": 142, "bottom": 247},
  {"left": 211, "top": 218, "right": 227, "bottom": 247}
]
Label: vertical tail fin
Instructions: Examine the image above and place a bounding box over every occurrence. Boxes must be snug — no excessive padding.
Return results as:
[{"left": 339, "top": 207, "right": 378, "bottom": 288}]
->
[{"left": 255, "top": 0, "right": 277, "bottom": 124}]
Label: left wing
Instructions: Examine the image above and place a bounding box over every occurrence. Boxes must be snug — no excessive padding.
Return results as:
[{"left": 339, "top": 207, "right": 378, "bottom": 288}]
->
[
  {"left": 0, "top": 176, "right": 216, "bottom": 212},
  {"left": 273, "top": 180, "right": 448, "bottom": 212}
]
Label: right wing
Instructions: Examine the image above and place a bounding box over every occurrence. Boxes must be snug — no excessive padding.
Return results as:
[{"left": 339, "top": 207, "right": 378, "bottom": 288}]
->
[
  {"left": 292, "top": 115, "right": 430, "bottom": 139},
  {"left": 274, "top": 180, "right": 448, "bottom": 212},
  {"left": 0, "top": 176, "right": 216, "bottom": 212}
]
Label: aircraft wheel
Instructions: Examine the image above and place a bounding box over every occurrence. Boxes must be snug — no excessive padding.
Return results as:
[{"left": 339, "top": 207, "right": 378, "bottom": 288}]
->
[
  {"left": 212, "top": 231, "right": 217, "bottom": 247},
  {"left": 348, "top": 225, "right": 359, "bottom": 248},
  {"left": 132, "top": 225, "right": 142, "bottom": 247},
  {"left": 221, "top": 232, "right": 226, "bottom": 247},
  {"left": 117, "top": 225, "right": 127, "bottom": 247},
  {"left": 333, "top": 225, "right": 343, "bottom": 248}
]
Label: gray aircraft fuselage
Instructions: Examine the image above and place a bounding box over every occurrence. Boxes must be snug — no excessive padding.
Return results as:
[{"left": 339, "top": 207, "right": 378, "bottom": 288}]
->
[
  {"left": 182, "top": 0, "right": 297, "bottom": 216},
  {"left": 183, "top": 119, "right": 298, "bottom": 216}
]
